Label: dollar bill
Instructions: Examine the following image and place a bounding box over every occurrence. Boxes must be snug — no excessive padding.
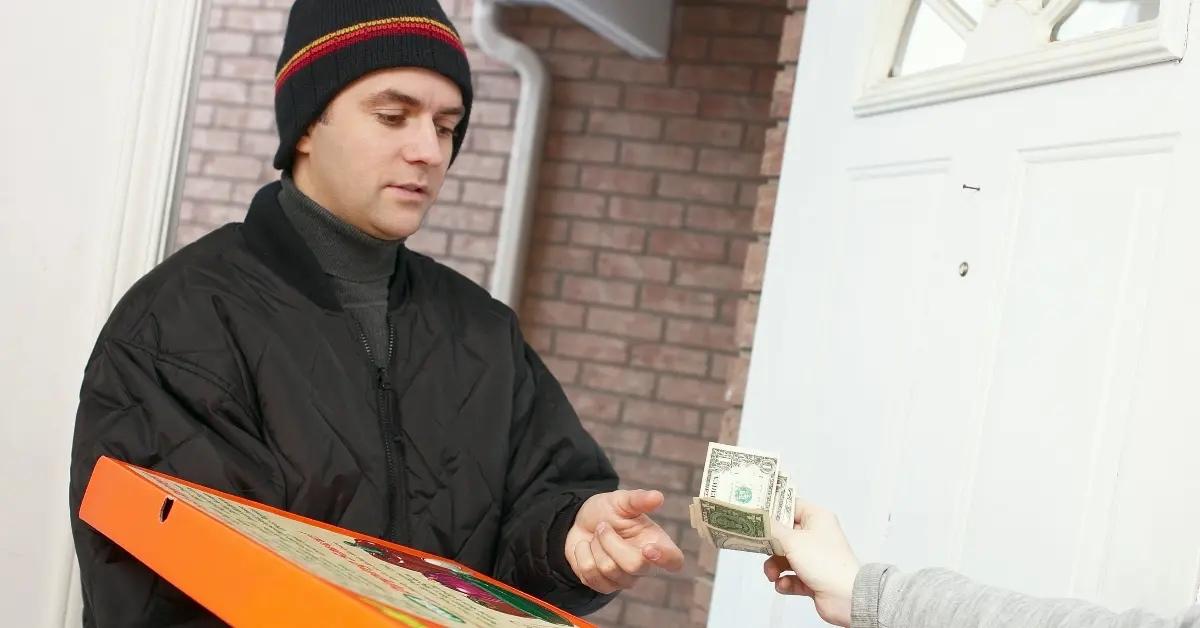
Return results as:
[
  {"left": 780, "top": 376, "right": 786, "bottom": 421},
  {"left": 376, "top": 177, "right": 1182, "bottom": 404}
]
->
[
  {"left": 693, "top": 442, "right": 795, "bottom": 556},
  {"left": 699, "top": 442, "right": 779, "bottom": 510}
]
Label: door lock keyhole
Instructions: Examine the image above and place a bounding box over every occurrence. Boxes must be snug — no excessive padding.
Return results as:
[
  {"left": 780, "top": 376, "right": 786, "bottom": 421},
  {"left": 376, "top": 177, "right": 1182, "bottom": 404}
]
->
[{"left": 958, "top": 262, "right": 969, "bottom": 277}]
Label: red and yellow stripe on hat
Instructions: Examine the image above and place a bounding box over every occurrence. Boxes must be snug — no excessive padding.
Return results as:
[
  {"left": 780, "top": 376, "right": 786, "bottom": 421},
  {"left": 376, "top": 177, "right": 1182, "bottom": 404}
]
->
[{"left": 275, "top": 16, "right": 464, "bottom": 92}]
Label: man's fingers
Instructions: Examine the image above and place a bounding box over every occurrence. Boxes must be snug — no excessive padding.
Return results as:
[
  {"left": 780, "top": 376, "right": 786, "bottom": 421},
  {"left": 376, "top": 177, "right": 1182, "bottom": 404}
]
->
[
  {"left": 589, "top": 529, "right": 638, "bottom": 588},
  {"left": 613, "top": 489, "right": 664, "bottom": 517},
  {"left": 594, "top": 522, "right": 650, "bottom": 576},
  {"left": 763, "top": 555, "right": 792, "bottom": 582},
  {"left": 573, "top": 540, "right": 621, "bottom": 594},
  {"left": 641, "top": 538, "right": 684, "bottom": 572},
  {"left": 793, "top": 498, "right": 836, "bottom": 529},
  {"left": 774, "top": 575, "right": 814, "bottom": 597}
]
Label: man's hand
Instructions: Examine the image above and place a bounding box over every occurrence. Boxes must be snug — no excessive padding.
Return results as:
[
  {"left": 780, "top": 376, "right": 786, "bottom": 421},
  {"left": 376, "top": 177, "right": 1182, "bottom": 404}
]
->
[
  {"left": 565, "top": 489, "right": 684, "bottom": 594},
  {"left": 763, "top": 499, "right": 860, "bottom": 627}
]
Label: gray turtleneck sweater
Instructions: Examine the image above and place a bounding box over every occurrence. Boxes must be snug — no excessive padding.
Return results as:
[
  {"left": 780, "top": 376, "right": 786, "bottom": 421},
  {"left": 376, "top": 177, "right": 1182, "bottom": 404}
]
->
[{"left": 278, "top": 176, "right": 398, "bottom": 366}]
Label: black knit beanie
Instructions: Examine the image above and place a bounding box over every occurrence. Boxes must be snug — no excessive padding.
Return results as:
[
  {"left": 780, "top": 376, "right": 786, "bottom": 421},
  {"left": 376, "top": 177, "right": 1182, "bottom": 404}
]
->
[{"left": 272, "top": 0, "right": 473, "bottom": 171}]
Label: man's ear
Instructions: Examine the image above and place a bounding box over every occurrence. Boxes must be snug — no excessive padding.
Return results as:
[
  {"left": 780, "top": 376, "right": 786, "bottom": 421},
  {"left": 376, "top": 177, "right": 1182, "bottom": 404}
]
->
[{"left": 295, "top": 111, "right": 329, "bottom": 156}]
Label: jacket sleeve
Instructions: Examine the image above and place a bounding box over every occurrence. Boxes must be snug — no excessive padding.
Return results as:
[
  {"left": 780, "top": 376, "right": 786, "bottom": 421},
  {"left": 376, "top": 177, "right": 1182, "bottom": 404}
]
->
[
  {"left": 491, "top": 321, "right": 621, "bottom": 616},
  {"left": 854, "top": 563, "right": 1200, "bottom": 628},
  {"left": 69, "top": 336, "right": 286, "bottom": 627}
]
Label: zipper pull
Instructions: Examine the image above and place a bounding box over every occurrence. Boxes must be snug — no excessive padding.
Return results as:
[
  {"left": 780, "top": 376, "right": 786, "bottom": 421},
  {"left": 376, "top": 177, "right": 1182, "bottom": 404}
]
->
[{"left": 377, "top": 367, "right": 391, "bottom": 390}]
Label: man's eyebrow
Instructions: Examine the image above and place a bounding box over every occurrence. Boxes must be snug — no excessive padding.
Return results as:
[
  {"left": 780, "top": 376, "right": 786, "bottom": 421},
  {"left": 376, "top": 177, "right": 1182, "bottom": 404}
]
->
[{"left": 364, "top": 89, "right": 464, "bottom": 117}]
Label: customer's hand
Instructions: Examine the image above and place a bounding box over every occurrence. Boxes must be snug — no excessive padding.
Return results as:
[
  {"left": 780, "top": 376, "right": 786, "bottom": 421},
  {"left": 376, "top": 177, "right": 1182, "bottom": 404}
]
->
[{"left": 762, "top": 499, "right": 860, "bottom": 627}]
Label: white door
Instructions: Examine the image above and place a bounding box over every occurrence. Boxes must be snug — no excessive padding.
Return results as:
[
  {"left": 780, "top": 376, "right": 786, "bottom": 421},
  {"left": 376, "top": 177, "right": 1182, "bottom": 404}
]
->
[
  {"left": 711, "top": 0, "right": 1200, "bottom": 625},
  {"left": 0, "top": 3, "right": 202, "bottom": 624}
]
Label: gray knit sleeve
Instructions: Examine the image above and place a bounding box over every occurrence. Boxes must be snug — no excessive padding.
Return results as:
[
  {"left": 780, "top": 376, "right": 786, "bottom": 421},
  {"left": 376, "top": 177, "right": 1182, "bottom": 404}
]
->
[{"left": 850, "top": 563, "right": 1200, "bottom": 628}]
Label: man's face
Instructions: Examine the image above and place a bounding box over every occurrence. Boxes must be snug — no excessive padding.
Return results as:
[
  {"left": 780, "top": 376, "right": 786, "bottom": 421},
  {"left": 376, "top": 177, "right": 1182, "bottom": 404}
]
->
[{"left": 292, "top": 67, "right": 464, "bottom": 240}]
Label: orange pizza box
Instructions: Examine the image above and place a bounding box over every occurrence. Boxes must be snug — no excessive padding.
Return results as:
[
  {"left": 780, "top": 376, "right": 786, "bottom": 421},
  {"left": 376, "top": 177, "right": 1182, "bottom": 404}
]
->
[{"left": 78, "top": 456, "right": 595, "bottom": 628}]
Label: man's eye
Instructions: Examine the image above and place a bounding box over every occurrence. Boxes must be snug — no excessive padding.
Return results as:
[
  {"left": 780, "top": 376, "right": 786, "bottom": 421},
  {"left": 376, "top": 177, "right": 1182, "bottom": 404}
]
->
[
  {"left": 375, "top": 113, "right": 406, "bottom": 126},
  {"left": 436, "top": 125, "right": 456, "bottom": 138}
]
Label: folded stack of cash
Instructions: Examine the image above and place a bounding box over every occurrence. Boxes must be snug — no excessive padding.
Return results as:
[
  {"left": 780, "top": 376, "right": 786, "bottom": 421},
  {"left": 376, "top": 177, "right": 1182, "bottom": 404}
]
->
[{"left": 690, "top": 442, "right": 794, "bottom": 555}]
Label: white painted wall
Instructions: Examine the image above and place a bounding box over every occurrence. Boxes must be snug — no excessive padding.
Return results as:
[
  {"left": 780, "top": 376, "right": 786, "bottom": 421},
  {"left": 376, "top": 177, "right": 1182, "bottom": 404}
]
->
[{"left": 0, "top": 2, "right": 203, "bottom": 624}]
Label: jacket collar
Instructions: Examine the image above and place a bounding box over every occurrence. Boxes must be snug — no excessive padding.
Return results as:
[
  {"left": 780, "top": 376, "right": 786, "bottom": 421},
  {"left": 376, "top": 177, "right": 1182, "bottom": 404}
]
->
[{"left": 242, "top": 181, "right": 410, "bottom": 312}]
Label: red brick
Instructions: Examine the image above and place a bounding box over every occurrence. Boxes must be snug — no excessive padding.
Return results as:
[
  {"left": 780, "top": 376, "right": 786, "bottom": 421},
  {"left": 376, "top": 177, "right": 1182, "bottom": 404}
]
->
[
  {"left": 673, "top": 65, "right": 754, "bottom": 92},
  {"left": 587, "top": 308, "right": 663, "bottom": 341},
  {"left": 540, "top": 162, "right": 579, "bottom": 187},
  {"left": 555, "top": 331, "right": 629, "bottom": 363},
  {"left": 213, "top": 105, "right": 273, "bottom": 131},
  {"left": 584, "top": 420, "right": 650, "bottom": 455},
  {"left": 206, "top": 32, "right": 253, "bottom": 54},
  {"left": 509, "top": 25, "right": 553, "bottom": 48},
  {"left": 620, "top": 142, "right": 696, "bottom": 172},
  {"left": 724, "top": 355, "right": 751, "bottom": 406},
  {"left": 736, "top": 298, "right": 760, "bottom": 349},
  {"left": 700, "top": 93, "right": 771, "bottom": 121},
  {"left": 678, "top": 6, "right": 764, "bottom": 35},
  {"left": 471, "top": 102, "right": 513, "bottom": 126},
  {"left": 696, "top": 147, "right": 761, "bottom": 177},
  {"left": 543, "top": 356, "right": 580, "bottom": 383},
  {"left": 183, "top": 177, "right": 232, "bottom": 202},
  {"left": 609, "top": 198, "right": 685, "bottom": 227},
  {"left": 630, "top": 345, "right": 710, "bottom": 378},
  {"left": 685, "top": 205, "right": 749, "bottom": 233},
  {"left": 477, "top": 75, "right": 520, "bottom": 100},
  {"left": 641, "top": 285, "right": 718, "bottom": 319},
  {"left": 203, "top": 155, "right": 261, "bottom": 179},
  {"left": 253, "top": 33, "right": 284, "bottom": 56},
  {"left": 563, "top": 386, "right": 623, "bottom": 422},
  {"left": 597, "top": 58, "right": 671, "bottom": 84},
  {"left": 225, "top": 8, "right": 285, "bottom": 32},
  {"left": 670, "top": 34, "right": 710, "bottom": 61},
  {"left": 539, "top": 189, "right": 607, "bottom": 218},
  {"left": 571, "top": 220, "right": 647, "bottom": 252},
  {"left": 597, "top": 252, "right": 672, "bottom": 283},
  {"left": 553, "top": 26, "right": 621, "bottom": 53},
  {"left": 743, "top": 122, "right": 770, "bottom": 152},
  {"left": 709, "top": 354, "right": 733, "bottom": 381},
  {"left": 405, "top": 228, "right": 448, "bottom": 257},
  {"left": 581, "top": 364, "right": 655, "bottom": 397},
  {"left": 450, "top": 234, "right": 496, "bottom": 260},
  {"left": 531, "top": 217, "right": 569, "bottom": 244},
  {"left": 779, "top": 12, "right": 807, "bottom": 64},
  {"left": 526, "top": 271, "right": 559, "bottom": 297},
  {"left": 534, "top": 245, "right": 595, "bottom": 273},
  {"left": 217, "top": 57, "right": 274, "bottom": 81},
  {"left": 710, "top": 36, "right": 778, "bottom": 64},
  {"left": 198, "top": 79, "right": 248, "bottom": 105},
  {"left": 548, "top": 108, "right": 586, "bottom": 133},
  {"left": 461, "top": 181, "right": 506, "bottom": 209},
  {"left": 658, "top": 376, "right": 728, "bottom": 408},
  {"left": 743, "top": 241, "right": 768, "bottom": 291},
  {"left": 622, "top": 576, "right": 670, "bottom": 604},
  {"left": 649, "top": 432, "right": 710, "bottom": 464},
  {"left": 466, "top": 127, "right": 515, "bottom": 155},
  {"left": 665, "top": 320, "right": 734, "bottom": 350},
  {"left": 545, "top": 135, "right": 618, "bottom": 163},
  {"left": 190, "top": 128, "right": 239, "bottom": 153},
  {"left": 542, "top": 52, "right": 596, "bottom": 79},
  {"left": 611, "top": 454, "right": 694, "bottom": 492},
  {"left": 588, "top": 599, "right": 624, "bottom": 626},
  {"left": 562, "top": 276, "right": 638, "bottom": 307},
  {"left": 579, "top": 166, "right": 655, "bottom": 196},
  {"left": 730, "top": 237, "right": 752, "bottom": 265},
  {"left": 625, "top": 87, "right": 701, "bottom": 115},
  {"left": 664, "top": 119, "right": 744, "bottom": 148},
  {"left": 674, "top": 261, "right": 743, "bottom": 291},
  {"left": 762, "top": 123, "right": 788, "bottom": 176},
  {"left": 587, "top": 111, "right": 663, "bottom": 140},
  {"left": 425, "top": 205, "right": 497, "bottom": 233},
  {"left": 754, "top": 183, "right": 778, "bottom": 234},
  {"left": 623, "top": 399, "right": 701, "bottom": 434},
  {"left": 452, "top": 154, "right": 506, "bottom": 181},
  {"left": 719, "top": 295, "right": 741, "bottom": 324},
  {"left": 553, "top": 81, "right": 622, "bottom": 108},
  {"left": 239, "top": 132, "right": 276, "bottom": 159},
  {"left": 647, "top": 231, "right": 728, "bottom": 262},
  {"left": 772, "top": 65, "right": 797, "bottom": 119},
  {"left": 658, "top": 174, "right": 739, "bottom": 205},
  {"left": 523, "top": 298, "right": 585, "bottom": 327}
]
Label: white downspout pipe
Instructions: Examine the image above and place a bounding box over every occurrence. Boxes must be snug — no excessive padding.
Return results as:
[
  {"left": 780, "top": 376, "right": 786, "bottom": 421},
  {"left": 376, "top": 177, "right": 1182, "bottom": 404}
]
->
[{"left": 473, "top": 0, "right": 551, "bottom": 310}]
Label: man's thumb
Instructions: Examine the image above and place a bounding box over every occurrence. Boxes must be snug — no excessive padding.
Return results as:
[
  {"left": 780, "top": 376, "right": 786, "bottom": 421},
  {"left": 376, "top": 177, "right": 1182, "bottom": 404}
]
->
[{"left": 617, "top": 488, "right": 664, "bottom": 516}]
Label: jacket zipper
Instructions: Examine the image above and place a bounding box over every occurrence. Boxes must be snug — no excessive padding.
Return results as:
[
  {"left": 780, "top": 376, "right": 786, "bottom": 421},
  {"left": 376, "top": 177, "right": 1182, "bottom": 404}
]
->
[{"left": 354, "top": 318, "right": 407, "bottom": 542}]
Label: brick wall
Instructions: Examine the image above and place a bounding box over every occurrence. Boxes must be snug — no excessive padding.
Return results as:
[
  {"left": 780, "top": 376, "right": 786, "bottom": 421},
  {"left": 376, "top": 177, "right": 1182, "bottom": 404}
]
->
[
  {"left": 174, "top": 1, "right": 795, "bottom": 626},
  {"left": 690, "top": 0, "right": 806, "bottom": 622}
]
